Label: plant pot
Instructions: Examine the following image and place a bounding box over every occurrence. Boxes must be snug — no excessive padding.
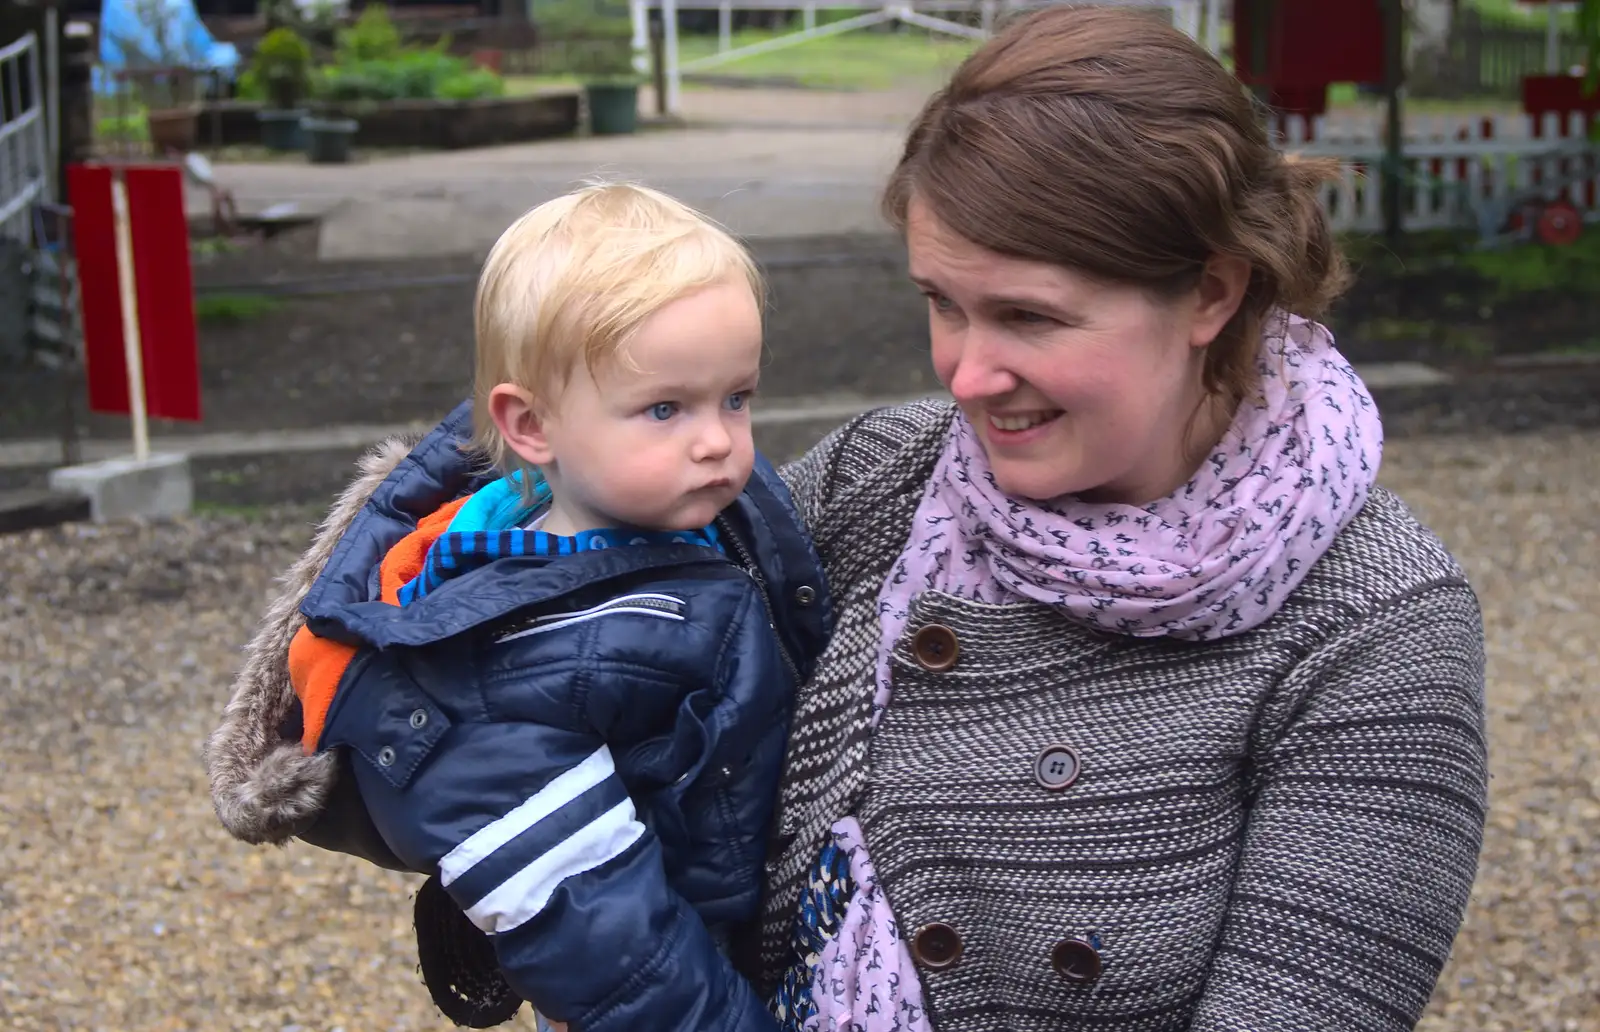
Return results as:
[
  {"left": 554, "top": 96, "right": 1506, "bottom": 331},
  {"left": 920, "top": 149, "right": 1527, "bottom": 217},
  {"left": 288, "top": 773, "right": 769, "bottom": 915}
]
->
[
  {"left": 146, "top": 107, "right": 198, "bottom": 154},
  {"left": 258, "top": 108, "right": 308, "bottom": 151},
  {"left": 302, "top": 116, "right": 359, "bottom": 164},
  {"left": 584, "top": 82, "right": 639, "bottom": 136}
]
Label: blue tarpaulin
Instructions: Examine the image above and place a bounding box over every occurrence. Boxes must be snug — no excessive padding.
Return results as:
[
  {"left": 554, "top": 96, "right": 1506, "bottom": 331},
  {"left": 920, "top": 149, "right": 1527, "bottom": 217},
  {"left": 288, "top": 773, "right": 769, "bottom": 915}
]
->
[{"left": 95, "top": 0, "right": 240, "bottom": 93}]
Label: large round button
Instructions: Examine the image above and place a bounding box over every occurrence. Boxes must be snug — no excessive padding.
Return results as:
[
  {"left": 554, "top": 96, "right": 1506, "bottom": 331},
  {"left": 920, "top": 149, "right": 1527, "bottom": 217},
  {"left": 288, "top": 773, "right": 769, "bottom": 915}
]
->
[
  {"left": 911, "top": 922, "right": 964, "bottom": 970},
  {"left": 911, "top": 624, "right": 960, "bottom": 671},
  {"left": 1051, "top": 938, "right": 1102, "bottom": 984},
  {"left": 794, "top": 585, "right": 817, "bottom": 607},
  {"left": 1034, "top": 744, "right": 1081, "bottom": 791}
]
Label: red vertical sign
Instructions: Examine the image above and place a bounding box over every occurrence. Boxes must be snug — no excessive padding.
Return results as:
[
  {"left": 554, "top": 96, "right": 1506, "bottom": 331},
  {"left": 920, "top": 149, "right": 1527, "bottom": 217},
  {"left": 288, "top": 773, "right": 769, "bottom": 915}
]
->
[{"left": 67, "top": 162, "right": 203, "bottom": 422}]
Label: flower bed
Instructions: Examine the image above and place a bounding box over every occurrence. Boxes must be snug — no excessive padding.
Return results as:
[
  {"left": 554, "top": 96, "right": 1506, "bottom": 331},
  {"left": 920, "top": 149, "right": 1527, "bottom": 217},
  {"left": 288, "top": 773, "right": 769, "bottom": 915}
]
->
[
  {"left": 229, "top": 4, "right": 586, "bottom": 152},
  {"left": 193, "top": 92, "right": 580, "bottom": 150}
]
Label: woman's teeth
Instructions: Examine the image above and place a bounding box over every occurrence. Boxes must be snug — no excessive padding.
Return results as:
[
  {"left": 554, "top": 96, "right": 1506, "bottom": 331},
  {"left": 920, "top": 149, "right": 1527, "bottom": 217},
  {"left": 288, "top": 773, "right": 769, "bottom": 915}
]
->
[{"left": 989, "top": 411, "right": 1058, "bottom": 432}]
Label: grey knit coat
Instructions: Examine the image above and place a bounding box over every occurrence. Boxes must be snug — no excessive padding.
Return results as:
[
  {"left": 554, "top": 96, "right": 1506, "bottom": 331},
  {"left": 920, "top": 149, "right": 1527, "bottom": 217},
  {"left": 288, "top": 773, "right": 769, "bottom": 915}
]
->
[{"left": 755, "top": 399, "right": 1488, "bottom": 1032}]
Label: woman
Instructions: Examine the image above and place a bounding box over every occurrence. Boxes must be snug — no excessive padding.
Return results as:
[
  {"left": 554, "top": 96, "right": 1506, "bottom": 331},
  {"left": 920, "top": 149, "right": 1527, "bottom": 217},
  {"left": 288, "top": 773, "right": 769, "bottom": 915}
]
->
[{"left": 207, "top": 7, "right": 1487, "bottom": 1031}]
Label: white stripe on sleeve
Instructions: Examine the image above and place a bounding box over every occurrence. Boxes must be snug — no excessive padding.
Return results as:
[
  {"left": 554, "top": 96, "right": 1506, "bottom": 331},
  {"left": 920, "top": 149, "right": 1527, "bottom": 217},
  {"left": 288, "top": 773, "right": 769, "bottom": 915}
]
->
[
  {"left": 462, "top": 797, "right": 647, "bottom": 934},
  {"left": 439, "top": 745, "right": 617, "bottom": 887}
]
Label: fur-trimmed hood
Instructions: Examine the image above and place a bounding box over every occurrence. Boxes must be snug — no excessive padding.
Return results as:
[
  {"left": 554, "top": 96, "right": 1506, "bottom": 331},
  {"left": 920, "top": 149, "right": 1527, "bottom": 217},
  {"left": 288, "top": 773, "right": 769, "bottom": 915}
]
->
[{"left": 204, "top": 432, "right": 419, "bottom": 846}]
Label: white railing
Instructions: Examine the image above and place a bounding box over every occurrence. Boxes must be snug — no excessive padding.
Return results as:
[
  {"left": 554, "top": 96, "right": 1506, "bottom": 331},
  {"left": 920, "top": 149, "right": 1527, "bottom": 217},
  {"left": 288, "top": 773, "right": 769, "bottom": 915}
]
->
[
  {"left": 1277, "top": 111, "right": 1599, "bottom": 235},
  {"left": 0, "top": 32, "right": 52, "bottom": 245}
]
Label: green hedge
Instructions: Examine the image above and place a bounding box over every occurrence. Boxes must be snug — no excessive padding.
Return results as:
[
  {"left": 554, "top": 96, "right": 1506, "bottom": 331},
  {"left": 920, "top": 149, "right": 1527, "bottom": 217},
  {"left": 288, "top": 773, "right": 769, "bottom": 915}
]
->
[{"left": 315, "top": 48, "right": 505, "bottom": 103}]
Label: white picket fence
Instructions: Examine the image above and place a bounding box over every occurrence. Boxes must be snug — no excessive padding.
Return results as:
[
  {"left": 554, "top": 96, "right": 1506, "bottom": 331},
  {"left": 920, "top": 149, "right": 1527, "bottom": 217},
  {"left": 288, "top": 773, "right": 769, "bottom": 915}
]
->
[{"left": 1277, "top": 111, "right": 1599, "bottom": 235}]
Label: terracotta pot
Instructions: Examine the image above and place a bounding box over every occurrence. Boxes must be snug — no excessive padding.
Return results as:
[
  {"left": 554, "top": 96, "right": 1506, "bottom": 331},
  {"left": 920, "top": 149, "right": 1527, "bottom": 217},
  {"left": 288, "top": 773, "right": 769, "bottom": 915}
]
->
[{"left": 146, "top": 107, "right": 198, "bottom": 154}]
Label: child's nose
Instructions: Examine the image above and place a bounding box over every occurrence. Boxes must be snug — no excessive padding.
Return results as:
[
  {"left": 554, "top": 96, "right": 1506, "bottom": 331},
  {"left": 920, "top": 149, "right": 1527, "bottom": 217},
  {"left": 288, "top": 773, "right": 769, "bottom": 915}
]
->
[{"left": 692, "top": 418, "right": 733, "bottom": 461}]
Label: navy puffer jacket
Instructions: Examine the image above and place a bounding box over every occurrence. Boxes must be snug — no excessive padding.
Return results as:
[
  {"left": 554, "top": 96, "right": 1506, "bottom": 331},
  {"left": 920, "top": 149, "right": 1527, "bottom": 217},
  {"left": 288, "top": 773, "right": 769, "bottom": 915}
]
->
[{"left": 296, "top": 402, "right": 832, "bottom": 1032}]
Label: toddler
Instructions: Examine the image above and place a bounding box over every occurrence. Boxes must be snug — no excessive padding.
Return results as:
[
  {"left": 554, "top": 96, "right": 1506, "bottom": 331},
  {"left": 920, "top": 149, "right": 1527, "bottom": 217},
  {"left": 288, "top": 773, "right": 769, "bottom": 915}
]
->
[{"left": 282, "top": 183, "right": 830, "bottom": 1031}]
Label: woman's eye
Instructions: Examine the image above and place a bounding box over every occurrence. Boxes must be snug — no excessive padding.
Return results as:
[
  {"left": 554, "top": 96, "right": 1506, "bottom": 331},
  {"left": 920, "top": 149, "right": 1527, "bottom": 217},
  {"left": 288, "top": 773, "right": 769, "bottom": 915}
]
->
[
  {"left": 648, "top": 402, "right": 678, "bottom": 421},
  {"left": 924, "top": 291, "right": 955, "bottom": 313},
  {"left": 726, "top": 392, "right": 749, "bottom": 412},
  {"left": 1009, "top": 308, "right": 1053, "bottom": 326}
]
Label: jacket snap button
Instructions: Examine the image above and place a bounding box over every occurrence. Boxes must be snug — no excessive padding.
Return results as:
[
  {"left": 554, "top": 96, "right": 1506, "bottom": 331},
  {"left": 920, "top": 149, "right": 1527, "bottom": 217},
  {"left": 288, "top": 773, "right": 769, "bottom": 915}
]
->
[
  {"left": 911, "top": 624, "right": 959, "bottom": 672},
  {"left": 911, "top": 922, "right": 963, "bottom": 970},
  {"left": 377, "top": 746, "right": 397, "bottom": 767},
  {"left": 794, "top": 585, "right": 816, "bottom": 606},
  {"left": 1034, "top": 744, "right": 1081, "bottom": 791},
  {"left": 1051, "top": 938, "right": 1103, "bottom": 984},
  {"left": 409, "top": 708, "right": 429, "bottom": 730}
]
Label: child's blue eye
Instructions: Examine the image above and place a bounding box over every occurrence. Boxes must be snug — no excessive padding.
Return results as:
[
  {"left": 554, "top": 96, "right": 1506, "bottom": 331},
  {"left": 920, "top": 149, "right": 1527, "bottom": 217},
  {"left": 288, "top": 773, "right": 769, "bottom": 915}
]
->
[
  {"left": 649, "top": 402, "right": 678, "bottom": 421},
  {"left": 726, "top": 392, "right": 748, "bottom": 412}
]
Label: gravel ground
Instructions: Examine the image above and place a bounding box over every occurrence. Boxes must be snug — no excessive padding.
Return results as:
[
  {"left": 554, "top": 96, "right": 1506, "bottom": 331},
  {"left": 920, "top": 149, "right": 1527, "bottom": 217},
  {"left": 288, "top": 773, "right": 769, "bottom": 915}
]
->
[{"left": 1, "top": 429, "right": 1596, "bottom": 1031}]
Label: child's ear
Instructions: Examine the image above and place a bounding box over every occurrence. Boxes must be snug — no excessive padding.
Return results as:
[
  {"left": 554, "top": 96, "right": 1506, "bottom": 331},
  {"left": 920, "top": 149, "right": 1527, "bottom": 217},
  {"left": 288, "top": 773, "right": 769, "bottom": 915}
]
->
[{"left": 487, "top": 384, "right": 556, "bottom": 467}]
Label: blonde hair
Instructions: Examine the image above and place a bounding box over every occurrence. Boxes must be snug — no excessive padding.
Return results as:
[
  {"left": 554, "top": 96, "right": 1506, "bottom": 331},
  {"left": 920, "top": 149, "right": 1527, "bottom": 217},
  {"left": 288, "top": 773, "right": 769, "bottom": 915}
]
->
[{"left": 471, "top": 181, "right": 764, "bottom": 475}]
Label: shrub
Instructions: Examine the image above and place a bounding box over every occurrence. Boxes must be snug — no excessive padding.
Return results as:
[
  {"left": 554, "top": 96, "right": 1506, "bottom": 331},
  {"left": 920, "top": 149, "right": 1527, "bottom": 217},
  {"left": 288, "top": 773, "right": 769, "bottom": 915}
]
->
[
  {"left": 314, "top": 49, "right": 505, "bottom": 104},
  {"left": 249, "top": 28, "right": 314, "bottom": 110},
  {"left": 337, "top": 4, "right": 403, "bottom": 63}
]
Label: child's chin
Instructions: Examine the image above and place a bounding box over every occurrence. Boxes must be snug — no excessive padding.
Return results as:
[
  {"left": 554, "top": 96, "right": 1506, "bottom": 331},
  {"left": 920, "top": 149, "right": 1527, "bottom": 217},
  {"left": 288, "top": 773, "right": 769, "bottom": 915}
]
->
[
  {"left": 651, "top": 504, "right": 721, "bottom": 533},
  {"left": 677, "top": 506, "right": 724, "bottom": 530}
]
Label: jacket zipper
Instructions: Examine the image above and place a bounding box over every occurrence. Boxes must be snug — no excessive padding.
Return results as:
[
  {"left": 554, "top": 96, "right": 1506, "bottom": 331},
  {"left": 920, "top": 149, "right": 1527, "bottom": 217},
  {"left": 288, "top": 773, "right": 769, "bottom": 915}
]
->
[
  {"left": 716, "top": 516, "right": 802, "bottom": 688},
  {"left": 494, "top": 592, "right": 687, "bottom": 642}
]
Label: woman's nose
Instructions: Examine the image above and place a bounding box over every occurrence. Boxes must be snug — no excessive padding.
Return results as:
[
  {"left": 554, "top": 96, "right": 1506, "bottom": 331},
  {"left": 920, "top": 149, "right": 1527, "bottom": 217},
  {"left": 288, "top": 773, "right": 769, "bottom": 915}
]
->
[{"left": 945, "top": 334, "right": 1018, "bottom": 404}]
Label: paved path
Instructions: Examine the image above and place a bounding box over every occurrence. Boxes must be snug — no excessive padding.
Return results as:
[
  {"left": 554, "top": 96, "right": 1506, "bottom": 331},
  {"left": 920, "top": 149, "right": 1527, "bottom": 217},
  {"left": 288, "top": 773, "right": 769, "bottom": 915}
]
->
[{"left": 193, "top": 87, "right": 930, "bottom": 261}]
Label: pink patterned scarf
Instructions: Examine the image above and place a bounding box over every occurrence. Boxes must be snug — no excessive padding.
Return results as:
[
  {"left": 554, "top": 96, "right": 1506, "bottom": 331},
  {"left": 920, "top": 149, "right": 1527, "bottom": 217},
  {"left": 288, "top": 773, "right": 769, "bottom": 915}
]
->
[{"left": 879, "top": 310, "right": 1383, "bottom": 657}]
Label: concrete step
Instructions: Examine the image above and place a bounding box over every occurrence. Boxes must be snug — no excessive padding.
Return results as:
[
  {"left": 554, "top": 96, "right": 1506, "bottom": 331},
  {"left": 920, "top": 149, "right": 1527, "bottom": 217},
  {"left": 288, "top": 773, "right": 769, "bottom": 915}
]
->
[
  {"left": 0, "top": 393, "right": 935, "bottom": 511},
  {"left": 0, "top": 391, "right": 936, "bottom": 471},
  {"left": 4, "top": 360, "right": 1597, "bottom": 515}
]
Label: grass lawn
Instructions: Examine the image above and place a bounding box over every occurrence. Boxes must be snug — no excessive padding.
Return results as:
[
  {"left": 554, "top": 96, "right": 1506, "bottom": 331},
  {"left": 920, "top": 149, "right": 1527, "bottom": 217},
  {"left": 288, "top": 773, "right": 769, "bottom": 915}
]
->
[
  {"left": 1326, "top": 81, "right": 1524, "bottom": 117},
  {"left": 674, "top": 26, "right": 978, "bottom": 89},
  {"left": 509, "top": 24, "right": 1528, "bottom": 110},
  {"left": 507, "top": 27, "right": 977, "bottom": 93},
  {"left": 1465, "top": 0, "right": 1580, "bottom": 30},
  {"left": 504, "top": 74, "right": 583, "bottom": 95}
]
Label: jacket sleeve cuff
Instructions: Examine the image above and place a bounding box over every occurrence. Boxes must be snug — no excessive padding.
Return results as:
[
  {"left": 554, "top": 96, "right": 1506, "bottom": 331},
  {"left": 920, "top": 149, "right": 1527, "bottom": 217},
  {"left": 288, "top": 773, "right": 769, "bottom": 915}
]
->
[{"left": 569, "top": 904, "right": 779, "bottom": 1032}]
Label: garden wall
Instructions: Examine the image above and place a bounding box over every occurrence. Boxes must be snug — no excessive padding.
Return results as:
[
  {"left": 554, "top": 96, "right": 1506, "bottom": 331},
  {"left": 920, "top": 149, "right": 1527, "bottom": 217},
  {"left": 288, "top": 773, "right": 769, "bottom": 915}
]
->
[{"left": 195, "top": 91, "right": 581, "bottom": 150}]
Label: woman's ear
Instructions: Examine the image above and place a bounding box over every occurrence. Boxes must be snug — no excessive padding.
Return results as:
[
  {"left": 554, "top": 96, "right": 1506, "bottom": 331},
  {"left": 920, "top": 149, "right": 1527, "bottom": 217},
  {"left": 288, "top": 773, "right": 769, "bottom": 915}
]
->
[
  {"left": 487, "top": 384, "right": 556, "bottom": 467},
  {"left": 1188, "top": 255, "right": 1252, "bottom": 349}
]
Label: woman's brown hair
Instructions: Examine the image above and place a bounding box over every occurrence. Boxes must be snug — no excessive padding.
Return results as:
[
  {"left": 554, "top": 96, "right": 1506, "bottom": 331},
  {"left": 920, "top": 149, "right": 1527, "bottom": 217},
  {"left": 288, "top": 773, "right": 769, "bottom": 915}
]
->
[{"left": 884, "top": 5, "right": 1351, "bottom": 403}]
